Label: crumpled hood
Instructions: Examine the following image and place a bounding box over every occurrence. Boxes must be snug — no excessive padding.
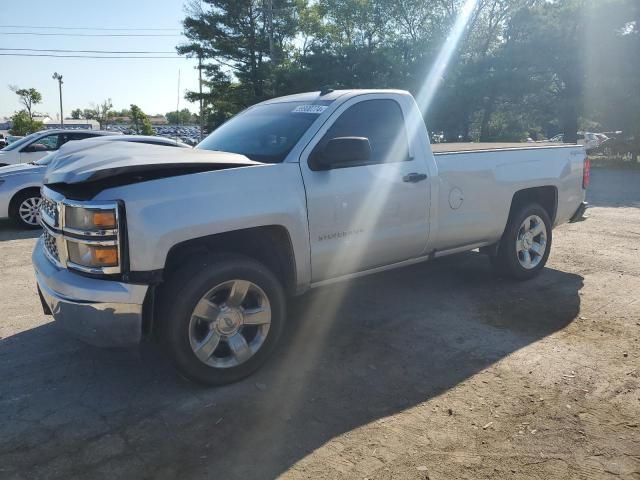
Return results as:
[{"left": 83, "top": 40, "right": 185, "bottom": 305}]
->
[
  {"left": 0, "top": 162, "right": 45, "bottom": 178},
  {"left": 44, "top": 140, "right": 260, "bottom": 185}
]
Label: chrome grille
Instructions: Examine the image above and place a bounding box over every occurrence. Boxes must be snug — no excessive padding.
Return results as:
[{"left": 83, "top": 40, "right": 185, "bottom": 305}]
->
[
  {"left": 40, "top": 196, "right": 58, "bottom": 225},
  {"left": 43, "top": 229, "right": 60, "bottom": 262}
]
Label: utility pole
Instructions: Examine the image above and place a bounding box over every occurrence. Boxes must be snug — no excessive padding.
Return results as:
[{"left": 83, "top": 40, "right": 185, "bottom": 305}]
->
[
  {"left": 52, "top": 72, "right": 64, "bottom": 127},
  {"left": 198, "top": 52, "right": 204, "bottom": 141},
  {"left": 175, "top": 69, "right": 181, "bottom": 144}
]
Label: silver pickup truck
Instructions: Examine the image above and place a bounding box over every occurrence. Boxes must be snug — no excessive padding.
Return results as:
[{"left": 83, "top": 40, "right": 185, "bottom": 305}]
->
[{"left": 33, "top": 89, "right": 589, "bottom": 385}]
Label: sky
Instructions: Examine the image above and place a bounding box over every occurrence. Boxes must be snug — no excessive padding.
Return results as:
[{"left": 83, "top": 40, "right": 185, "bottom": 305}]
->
[{"left": 0, "top": 0, "right": 200, "bottom": 119}]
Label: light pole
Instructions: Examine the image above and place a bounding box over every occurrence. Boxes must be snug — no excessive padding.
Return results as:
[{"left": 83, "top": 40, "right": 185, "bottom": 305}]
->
[{"left": 52, "top": 72, "right": 64, "bottom": 127}]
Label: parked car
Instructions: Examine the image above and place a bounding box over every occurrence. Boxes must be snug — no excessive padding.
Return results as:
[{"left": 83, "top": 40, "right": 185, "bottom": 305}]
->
[
  {"left": 0, "top": 135, "right": 190, "bottom": 228},
  {"left": 0, "top": 130, "right": 119, "bottom": 166},
  {"left": 33, "top": 89, "right": 589, "bottom": 385},
  {"left": 578, "top": 132, "right": 600, "bottom": 151},
  {"left": 594, "top": 133, "right": 609, "bottom": 147},
  {"left": 547, "top": 132, "right": 600, "bottom": 151},
  {"left": 6, "top": 135, "right": 23, "bottom": 145}
]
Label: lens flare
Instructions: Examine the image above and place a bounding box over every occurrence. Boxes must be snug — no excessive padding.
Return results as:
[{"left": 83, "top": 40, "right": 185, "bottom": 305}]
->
[{"left": 253, "top": 0, "right": 481, "bottom": 459}]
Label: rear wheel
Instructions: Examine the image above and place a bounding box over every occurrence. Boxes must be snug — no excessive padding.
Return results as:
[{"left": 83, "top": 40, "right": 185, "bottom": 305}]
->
[
  {"left": 490, "top": 203, "right": 552, "bottom": 280},
  {"left": 159, "top": 254, "right": 286, "bottom": 385},
  {"left": 10, "top": 190, "right": 42, "bottom": 229}
]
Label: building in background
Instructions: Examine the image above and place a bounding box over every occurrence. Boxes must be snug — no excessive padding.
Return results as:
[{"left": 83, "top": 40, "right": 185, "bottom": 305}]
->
[{"left": 42, "top": 118, "right": 100, "bottom": 130}]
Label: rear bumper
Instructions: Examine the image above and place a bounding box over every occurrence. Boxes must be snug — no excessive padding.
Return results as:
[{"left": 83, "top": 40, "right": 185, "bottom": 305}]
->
[
  {"left": 569, "top": 201, "right": 589, "bottom": 223},
  {"left": 32, "top": 238, "right": 148, "bottom": 347}
]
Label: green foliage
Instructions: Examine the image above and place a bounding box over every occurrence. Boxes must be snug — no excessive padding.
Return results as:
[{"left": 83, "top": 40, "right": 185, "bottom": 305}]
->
[
  {"left": 166, "top": 108, "right": 193, "bottom": 124},
  {"left": 111, "top": 108, "right": 131, "bottom": 118},
  {"left": 9, "top": 110, "right": 43, "bottom": 136},
  {"left": 129, "top": 104, "right": 154, "bottom": 135},
  {"left": 9, "top": 86, "right": 42, "bottom": 121},
  {"left": 94, "top": 99, "right": 114, "bottom": 129},
  {"left": 179, "top": 0, "right": 639, "bottom": 155},
  {"left": 76, "top": 99, "right": 113, "bottom": 128}
]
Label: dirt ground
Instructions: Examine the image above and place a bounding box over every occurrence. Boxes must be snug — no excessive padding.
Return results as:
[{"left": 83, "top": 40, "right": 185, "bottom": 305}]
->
[{"left": 0, "top": 168, "right": 638, "bottom": 480}]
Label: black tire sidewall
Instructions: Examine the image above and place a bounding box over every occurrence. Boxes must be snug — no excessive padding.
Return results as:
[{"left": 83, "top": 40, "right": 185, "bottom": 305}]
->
[
  {"left": 10, "top": 190, "right": 42, "bottom": 229},
  {"left": 497, "top": 203, "right": 552, "bottom": 280},
  {"left": 159, "top": 254, "right": 286, "bottom": 385}
]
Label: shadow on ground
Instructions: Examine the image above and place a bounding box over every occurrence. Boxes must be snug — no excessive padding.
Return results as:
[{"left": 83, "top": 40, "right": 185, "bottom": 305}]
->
[
  {"left": 0, "top": 219, "right": 41, "bottom": 242},
  {"left": 588, "top": 168, "right": 640, "bottom": 208},
  {"left": 0, "top": 252, "right": 582, "bottom": 480}
]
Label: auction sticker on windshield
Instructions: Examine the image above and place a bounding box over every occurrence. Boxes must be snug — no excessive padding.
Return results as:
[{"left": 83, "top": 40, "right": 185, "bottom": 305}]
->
[{"left": 291, "top": 105, "right": 328, "bottom": 114}]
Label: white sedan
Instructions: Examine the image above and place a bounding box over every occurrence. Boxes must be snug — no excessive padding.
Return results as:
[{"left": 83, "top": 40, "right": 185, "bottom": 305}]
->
[
  {"left": 0, "top": 130, "right": 118, "bottom": 166},
  {"left": 0, "top": 135, "right": 190, "bottom": 228}
]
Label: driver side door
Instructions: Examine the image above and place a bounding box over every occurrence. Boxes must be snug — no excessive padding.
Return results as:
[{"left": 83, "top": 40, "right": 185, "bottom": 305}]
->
[{"left": 300, "top": 96, "right": 431, "bottom": 282}]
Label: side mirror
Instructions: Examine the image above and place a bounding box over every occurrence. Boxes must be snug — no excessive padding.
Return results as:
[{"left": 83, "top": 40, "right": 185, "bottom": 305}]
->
[
  {"left": 310, "top": 137, "right": 371, "bottom": 171},
  {"left": 23, "top": 143, "right": 47, "bottom": 153}
]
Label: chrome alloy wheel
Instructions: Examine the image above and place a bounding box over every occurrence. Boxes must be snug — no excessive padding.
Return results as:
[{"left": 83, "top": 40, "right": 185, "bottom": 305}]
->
[
  {"left": 188, "top": 280, "right": 272, "bottom": 368},
  {"left": 18, "top": 196, "right": 42, "bottom": 226},
  {"left": 516, "top": 214, "right": 547, "bottom": 269}
]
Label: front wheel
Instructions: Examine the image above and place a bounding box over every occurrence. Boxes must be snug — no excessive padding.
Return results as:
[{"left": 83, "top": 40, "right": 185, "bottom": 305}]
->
[
  {"left": 159, "top": 254, "right": 286, "bottom": 385},
  {"left": 10, "top": 190, "right": 42, "bottom": 229},
  {"left": 490, "top": 203, "right": 552, "bottom": 280}
]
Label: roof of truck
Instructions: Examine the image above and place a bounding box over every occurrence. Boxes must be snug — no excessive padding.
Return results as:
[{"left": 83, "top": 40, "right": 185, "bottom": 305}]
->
[{"left": 259, "top": 89, "right": 412, "bottom": 104}]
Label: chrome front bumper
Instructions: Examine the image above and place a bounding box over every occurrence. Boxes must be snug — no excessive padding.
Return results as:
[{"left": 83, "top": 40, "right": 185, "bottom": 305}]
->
[{"left": 33, "top": 238, "right": 148, "bottom": 347}]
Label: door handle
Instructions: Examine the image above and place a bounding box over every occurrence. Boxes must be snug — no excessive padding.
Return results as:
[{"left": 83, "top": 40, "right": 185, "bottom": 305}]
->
[{"left": 403, "top": 172, "right": 428, "bottom": 183}]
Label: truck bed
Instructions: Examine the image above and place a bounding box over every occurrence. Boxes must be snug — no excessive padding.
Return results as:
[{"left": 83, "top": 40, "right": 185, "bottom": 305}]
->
[{"left": 431, "top": 142, "right": 573, "bottom": 154}]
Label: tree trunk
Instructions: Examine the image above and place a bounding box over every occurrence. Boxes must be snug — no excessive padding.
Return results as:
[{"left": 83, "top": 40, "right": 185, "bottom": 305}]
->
[
  {"left": 479, "top": 94, "right": 496, "bottom": 142},
  {"left": 561, "top": 102, "right": 579, "bottom": 144}
]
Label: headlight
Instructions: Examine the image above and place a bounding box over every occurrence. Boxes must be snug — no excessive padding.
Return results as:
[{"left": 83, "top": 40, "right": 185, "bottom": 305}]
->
[
  {"left": 65, "top": 206, "right": 117, "bottom": 231},
  {"left": 62, "top": 202, "right": 122, "bottom": 274},
  {"left": 67, "top": 242, "right": 119, "bottom": 268}
]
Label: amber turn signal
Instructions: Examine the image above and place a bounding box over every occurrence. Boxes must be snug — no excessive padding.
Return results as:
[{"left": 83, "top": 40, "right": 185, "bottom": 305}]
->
[
  {"left": 91, "top": 246, "right": 118, "bottom": 266},
  {"left": 92, "top": 211, "right": 117, "bottom": 229}
]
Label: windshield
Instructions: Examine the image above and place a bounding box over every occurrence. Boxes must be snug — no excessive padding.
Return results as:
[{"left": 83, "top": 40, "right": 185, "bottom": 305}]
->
[
  {"left": 196, "top": 101, "right": 332, "bottom": 163},
  {"left": 1, "top": 132, "right": 40, "bottom": 152}
]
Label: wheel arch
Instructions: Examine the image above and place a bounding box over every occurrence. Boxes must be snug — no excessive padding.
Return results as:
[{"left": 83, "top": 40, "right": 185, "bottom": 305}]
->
[
  {"left": 508, "top": 186, "right": 558, "bottom": 225},
  {"left": 481, "top": 185, "right": 557, "bottom": 257},
  {"left": 9, "top": 186, "right": 42, "bottom": 217},
  {"left": 162, "top": 225, "right": 297, "bottom": 297}
]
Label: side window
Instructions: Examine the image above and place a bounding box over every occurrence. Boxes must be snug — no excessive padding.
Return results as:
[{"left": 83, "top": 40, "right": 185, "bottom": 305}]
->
[
  {"left": 24, "top": 134, "right": 60, "bottom": 152},
  {"left": 319, "top": 99, "right": 410, "bottom": 165},
  {"left": 59, "top": 132, "right": 95, "bottom": 147}
]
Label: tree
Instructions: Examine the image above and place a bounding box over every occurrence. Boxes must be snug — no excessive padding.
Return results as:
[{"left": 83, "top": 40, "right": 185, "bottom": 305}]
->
[
  {"left": 175, "top": 0, "right": 639, "bottom": 152},
  {"left": 94, "top": 99, "right": 114, "bottom": 129},
  {"left": 129, "top": 104, "right": 154, "bottom": 135},
  {"left": 70, "top": 108, "right": 83, "bottom": 120},
  {"left": 501, "top": 2, "right": 586, "bottom": 143},
  {"left": 112, "top": 108, "right": 131, "bottom": 117},
  {"left": 178, "top": 0, "right": 299, "bottom": 110},
  {"left": 10, "top": 110, "right": 43, "bottom": 135},
  {"left": 10, "top": 86, "right": 42, "bottom": 122},
  {"left": 83, "top": 108, "right": 97, "bottom": 120},
  {"left": 584, "top": 0, "right": 639, "bottom": 160},
  {"left": 166, "top": 108, "right": 193, "bottom": 125}
]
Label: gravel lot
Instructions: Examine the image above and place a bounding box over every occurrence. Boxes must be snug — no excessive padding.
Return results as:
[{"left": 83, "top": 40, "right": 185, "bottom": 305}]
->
[{"left": 0, "top": 168, "right": 638, "bottom": 480}]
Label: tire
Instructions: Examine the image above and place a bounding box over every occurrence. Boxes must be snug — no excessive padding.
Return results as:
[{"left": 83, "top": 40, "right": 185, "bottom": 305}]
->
[
  {"left": 9, "top": 189, "right": 42, "bottom": 229},
  {"left": 158, "top": 254, "right": 286, "bottom": 385},
  {"left": 490, "top": 203, "right": 552, "bottom": 280}
]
